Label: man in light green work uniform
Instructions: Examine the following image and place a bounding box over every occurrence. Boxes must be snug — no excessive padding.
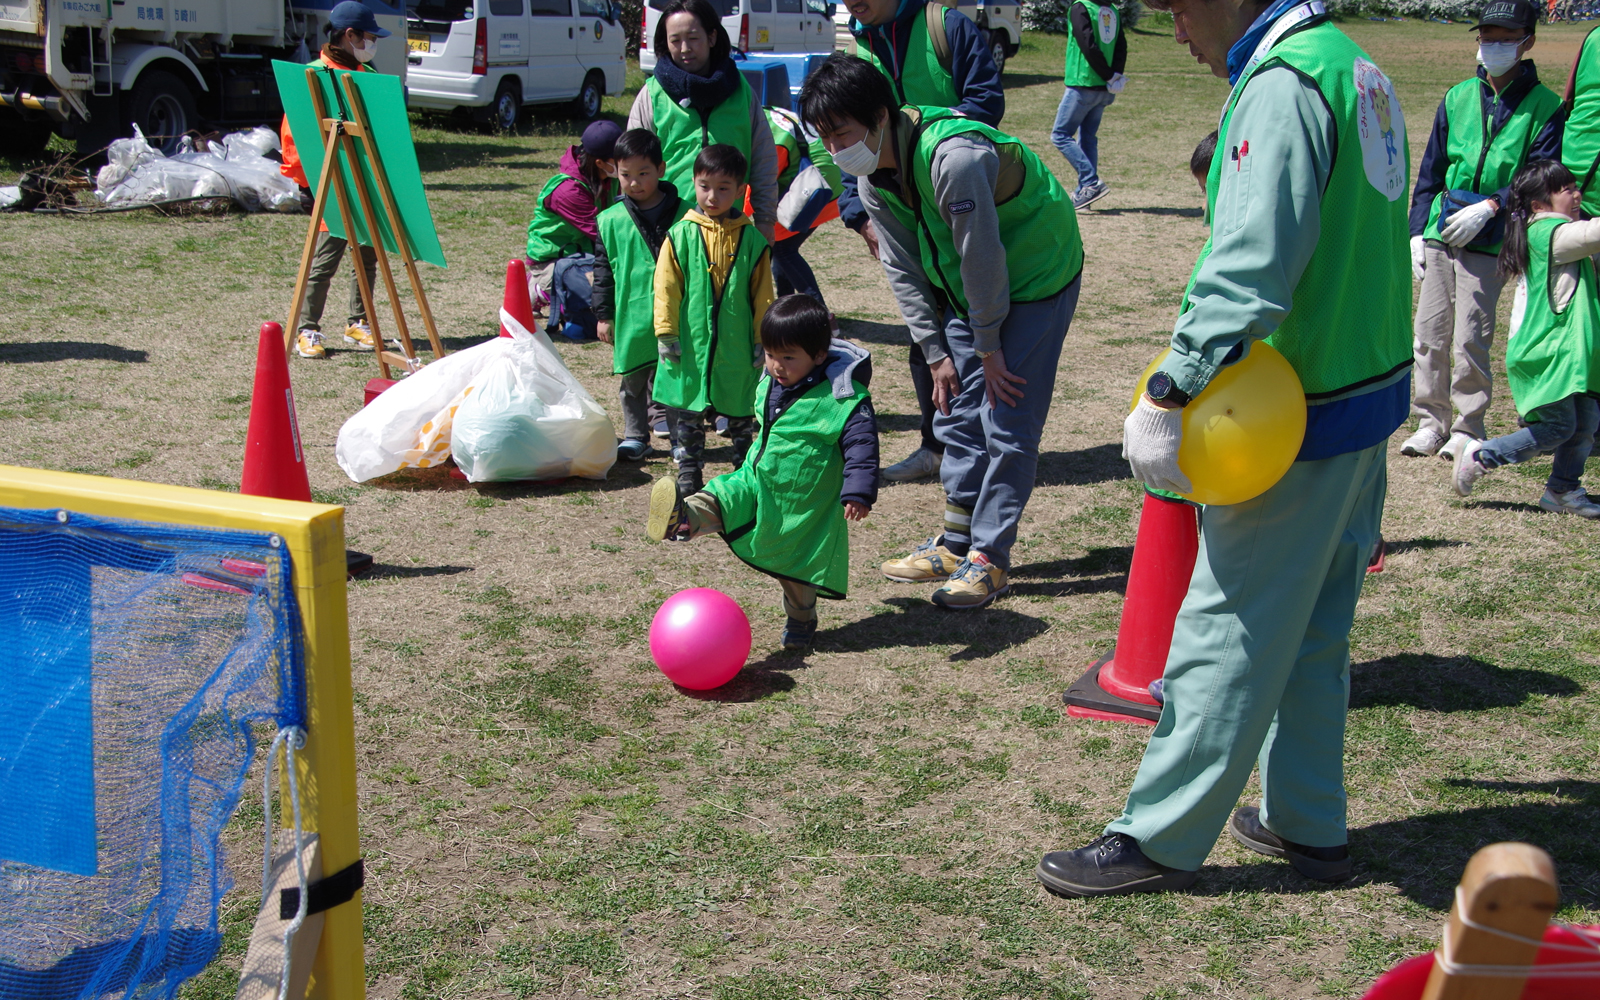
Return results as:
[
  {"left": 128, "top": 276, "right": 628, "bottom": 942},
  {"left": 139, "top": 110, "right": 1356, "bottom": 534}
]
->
[
  {"left": 1563, "top": 21, "right": 1600, "bottom": 218},
  {"left": 1036, "top": 0, "right": 1414, "bottom": 897}
]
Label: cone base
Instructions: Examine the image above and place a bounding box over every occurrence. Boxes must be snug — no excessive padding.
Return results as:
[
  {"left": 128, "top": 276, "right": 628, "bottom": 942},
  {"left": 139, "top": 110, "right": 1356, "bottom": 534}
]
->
[{"left": 1063, "top": 650, "right": 1161, "bottom": 726}]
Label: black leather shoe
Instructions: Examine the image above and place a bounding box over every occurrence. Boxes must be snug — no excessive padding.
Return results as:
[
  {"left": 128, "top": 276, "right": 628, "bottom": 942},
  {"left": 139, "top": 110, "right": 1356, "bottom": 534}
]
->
[
  {"left": 1228, "top": 805, "right": 1351, "bottom": 882},
  {"left": 1036, "top": 833, "right": 1200, "bottom": 898}
]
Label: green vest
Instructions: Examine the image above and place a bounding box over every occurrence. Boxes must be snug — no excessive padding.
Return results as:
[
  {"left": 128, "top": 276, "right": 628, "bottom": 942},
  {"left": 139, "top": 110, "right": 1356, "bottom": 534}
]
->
[
  {"left": 873, "top": 108, "right": 1082, "bottom": 315},
  {"left": 1062, "top": 0, "right": 1119, "bottom": 88},
  {"left": 597, "top": 191, "right": 690, "bottom": 376},
  {"left": 1188, "top": 20, "right": 1411, "bottom": 398},
  {"left": 705, "top": 371, "right": 870, "bottom": 598},
  {"left": 1564, "top": 26, "right": 1600, "bottom": 218},
  {"left": 646, "top": 75, "right": 756, "bottom": 200},
  {"left": 652, "top": 217, "right": 767, "bottom": 417},
  {"left": 1506, "top": 217, "right": 1600, "bottom": 416},
  {"left": 1424, "top": 75, "right": 1560, "bottom": 254},
  {"left": 525, "top": 173, "right": 596, "bottom": 262},
  {"left": 856, "top": 5, "right": 960, "bottom": 109}
]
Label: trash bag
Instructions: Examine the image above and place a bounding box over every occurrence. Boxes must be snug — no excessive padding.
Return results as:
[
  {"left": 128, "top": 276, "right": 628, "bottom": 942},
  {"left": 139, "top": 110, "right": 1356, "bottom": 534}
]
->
[
  {"left": 450, "top": 309, "right": 616, "bottom": 482},
  {"left": 93, "top": 126, "right": 300, "bottom": 212},
  {"left": 334, "top": 336, "right": 513, "bottom": 482},
  {"left": 221, "top": 126, "right": 281, "bottom": 159}
]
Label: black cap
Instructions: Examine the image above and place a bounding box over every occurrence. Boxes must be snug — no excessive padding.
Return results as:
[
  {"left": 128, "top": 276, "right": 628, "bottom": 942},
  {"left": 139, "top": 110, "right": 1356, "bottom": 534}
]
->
[{"left": 1472, "top": 0, "right": 1538, "bottom": 32}]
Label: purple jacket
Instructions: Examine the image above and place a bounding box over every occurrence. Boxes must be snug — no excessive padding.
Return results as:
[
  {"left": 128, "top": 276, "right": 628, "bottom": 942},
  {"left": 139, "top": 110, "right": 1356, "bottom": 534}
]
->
[{"left": 546, "top": 145, "right": 606, "bottom": 244}]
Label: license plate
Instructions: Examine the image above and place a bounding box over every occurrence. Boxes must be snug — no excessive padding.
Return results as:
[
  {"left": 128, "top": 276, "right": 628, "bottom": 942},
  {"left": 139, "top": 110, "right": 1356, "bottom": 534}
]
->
[{"left": 407, "top": 34, "right": 431, "bottom": 53}]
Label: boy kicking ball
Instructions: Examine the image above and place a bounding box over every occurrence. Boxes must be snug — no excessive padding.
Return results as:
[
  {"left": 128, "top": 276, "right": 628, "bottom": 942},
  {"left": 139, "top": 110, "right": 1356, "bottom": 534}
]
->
[{"left": 647, "top": 295, "right": 878, "bottom": 650}]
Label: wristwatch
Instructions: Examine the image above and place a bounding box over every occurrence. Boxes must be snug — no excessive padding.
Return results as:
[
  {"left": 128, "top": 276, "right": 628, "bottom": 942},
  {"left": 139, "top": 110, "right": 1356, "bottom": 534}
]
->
[{"left": 1146, "top": 371, "right": 1191, "bottom": 407}]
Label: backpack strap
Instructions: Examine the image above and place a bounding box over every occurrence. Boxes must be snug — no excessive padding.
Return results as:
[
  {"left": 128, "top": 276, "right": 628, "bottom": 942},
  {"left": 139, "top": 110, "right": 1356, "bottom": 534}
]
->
[{"left": 925, "top": 0, "right": 954, "bottom": 75}]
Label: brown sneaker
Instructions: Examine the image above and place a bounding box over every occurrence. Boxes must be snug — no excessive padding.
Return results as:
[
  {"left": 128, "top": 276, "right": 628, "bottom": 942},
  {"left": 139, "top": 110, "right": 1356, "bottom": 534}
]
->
[{"left": 881, "top": 536, "right": 962, "bottom": 583}]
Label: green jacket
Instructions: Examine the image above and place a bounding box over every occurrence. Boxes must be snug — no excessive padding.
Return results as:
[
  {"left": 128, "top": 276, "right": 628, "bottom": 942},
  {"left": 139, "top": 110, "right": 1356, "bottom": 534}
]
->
[
  {"left": 1062, "top": 0, "right": 1119, "bottom": 88},
  {"left": 646, "top": 74, "right": 756, "bottom": 203},
  {"left": 1565, "top": 26, "right": 1600, "bottom": 218},
  {"left": 1507, "top": 216, "right": 1600, "bottom": 415},
  {"left": 597, "top": 190, "right": 690, "bottom": 376},
  {"left": 855, "top": 3, "right": 959, "bottom": 109},
  {"left": 705, "top": 368, "right": 871, "bottom": 598},
  {"left": 525, "top": 172, "right": 596, "bottom": 262}
]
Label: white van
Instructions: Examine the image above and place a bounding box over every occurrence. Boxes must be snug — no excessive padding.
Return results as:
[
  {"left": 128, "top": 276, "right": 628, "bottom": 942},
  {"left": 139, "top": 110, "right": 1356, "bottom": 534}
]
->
[
  {"left": 639, "top": 0, "right": 836, "bottom": 76},
  {"left": 404, "top": 0, "right": 626, "bottom": 128}
]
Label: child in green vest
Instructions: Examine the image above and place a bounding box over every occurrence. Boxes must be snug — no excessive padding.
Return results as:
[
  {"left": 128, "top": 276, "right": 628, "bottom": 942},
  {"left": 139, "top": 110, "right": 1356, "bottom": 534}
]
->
[
  {"left": 594, "top": 129, "right": 691, "bottom": 462},
  {"left": 1455, "top": 159, "right": 1600, "bottom": 517},
  {"left": 652, "top": 143, "right": 775, "bottom": 495},
  {"left": 524, "top": 120, "right": 620, "bottom": 322},
  {"left": 646, "top": 295, "right": 878, "bottom": 650}
]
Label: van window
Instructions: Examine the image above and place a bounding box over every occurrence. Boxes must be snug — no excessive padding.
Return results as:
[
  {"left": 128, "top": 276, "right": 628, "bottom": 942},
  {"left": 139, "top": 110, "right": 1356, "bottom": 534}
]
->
[
  {"left": 489, "top": 0, "right": 522, "bottom": 13},
  {"left": 648, "top": 0, "right": 733, "bottom": 11},
  {"left": 748, "top": 0, "right": 770, "bottom": 10},
  {"left": 776, "top": 0, "right": 800, "bottom": 10},
  {"left": 529, "top": 0, "right": 569, "bottom": 13},
  {"left": 576, "top": 0, "right": 608, "bottom": 15},
  {"left": 408, "top": 0, "right": 472, "bottom": 22}
]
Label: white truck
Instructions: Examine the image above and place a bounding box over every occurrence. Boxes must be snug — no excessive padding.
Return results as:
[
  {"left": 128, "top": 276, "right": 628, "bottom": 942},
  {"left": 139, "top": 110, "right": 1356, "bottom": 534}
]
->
[{"left": 0, "top": 0, "right": 406, "bottom": 159}]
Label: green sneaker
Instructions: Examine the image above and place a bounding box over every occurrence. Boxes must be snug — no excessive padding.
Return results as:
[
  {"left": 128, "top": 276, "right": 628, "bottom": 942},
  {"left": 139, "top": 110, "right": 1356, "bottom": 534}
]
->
[
  {"left": 646, "top": 477, "right": 688, "bottom": 541},
  {"left": 931, "top": 553, "right": 1009, "bottom": 610}
]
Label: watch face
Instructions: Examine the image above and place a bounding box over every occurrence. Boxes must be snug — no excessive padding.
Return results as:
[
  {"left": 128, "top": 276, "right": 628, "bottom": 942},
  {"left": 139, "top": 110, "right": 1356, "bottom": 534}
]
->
[{"left": 1147, "top": 371, "right": 1174, "bottom": 400}]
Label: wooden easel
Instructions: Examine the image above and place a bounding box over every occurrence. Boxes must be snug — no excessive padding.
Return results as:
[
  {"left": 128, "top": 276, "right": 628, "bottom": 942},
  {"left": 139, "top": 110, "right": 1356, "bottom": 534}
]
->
[{"left": 284, "top": 66, "right": 448, "bottom": 379}]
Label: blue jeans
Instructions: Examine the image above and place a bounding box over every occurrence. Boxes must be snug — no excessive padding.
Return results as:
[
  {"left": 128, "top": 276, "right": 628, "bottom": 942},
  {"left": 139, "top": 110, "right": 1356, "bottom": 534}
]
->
[
  {"left": 1051, "top": 86, "right": 1115, "bottom": 190},
  {"left": 771, "top": 229, "right": 825, "bottom": 309},
  {"left": 934, "top": 277, "right": 1081, "bottom": 570},
  {"left": 1476, "top": 393, "right": 1600, "bottom": 494}
]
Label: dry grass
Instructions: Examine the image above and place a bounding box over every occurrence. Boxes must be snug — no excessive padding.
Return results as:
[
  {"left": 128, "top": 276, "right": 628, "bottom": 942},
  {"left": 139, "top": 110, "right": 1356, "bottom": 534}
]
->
[{"left": 2, "top": 19, "right": 1599, "bottom": 999}]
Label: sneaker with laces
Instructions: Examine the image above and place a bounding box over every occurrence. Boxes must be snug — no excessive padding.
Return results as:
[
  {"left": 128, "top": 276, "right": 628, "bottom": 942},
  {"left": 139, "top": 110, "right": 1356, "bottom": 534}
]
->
[
  {"left": 1439, "top": 431, "right": 1476, "bottom": 461},
  {"left": 646, "top": 477, "right": 689, "bottom": 541},
  {"left": 881, "top": 536, "right": 962, "bottom": 583},
  {"left": 343, "top": 321, "right": 377, "bottom": 351},
  {"left": 616, "top": 438, "right": 650, "bottom": 461},
  {"left": 931, "top": 552, "right": 1009, "bottom": 610},
  {"left": 1453, "top": 438, "right": 1487, "bottom": 496},
  {"left": 781, "top": 617, "right": 817, "bottom": 650},
  {"left": 1071, "top": 180, "right": 1110, "bottom": 211},
  {"left": 1540, "top": 486, "right": 1600, "bottom": 518},
  {"left": 295, "top": 329, "right": 326, "bottom": 359},
  {"left": 1036, "top": 833, "right": 1199, "bottom": 898},
  {"left": 1228, "top": 805, "right": 1351, "bottom": 882},
  {"left": 1399, "top": 426, "right": 1447, "bottom": 457},
  {"left": 880, "top": 446, "right": 942, "bottom": 483}
]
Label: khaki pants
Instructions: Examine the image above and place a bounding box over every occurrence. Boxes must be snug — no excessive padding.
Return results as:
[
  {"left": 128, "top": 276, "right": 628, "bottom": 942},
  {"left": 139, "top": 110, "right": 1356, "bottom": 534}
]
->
[
  {"left": 682, "top": 493, "right": 818, "bottom": 622},
  {"left": 1412, "top": 244, "right": 1504, "bottom": 440},
  {"left": 298, "top": 231, "right": 377, "bottom": 333}
]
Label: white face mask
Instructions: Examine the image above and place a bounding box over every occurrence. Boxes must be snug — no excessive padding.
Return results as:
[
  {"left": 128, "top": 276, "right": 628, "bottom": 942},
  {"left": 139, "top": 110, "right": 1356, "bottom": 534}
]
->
[
  {"left": 352, "top": 37, "right": 378, "bottom": 63},
  {"left": 832, "top": 125, "right": 884, "bottom": 176},
  {"left": 1478, "top": 40, "right": 1522, "bottom": 77}
]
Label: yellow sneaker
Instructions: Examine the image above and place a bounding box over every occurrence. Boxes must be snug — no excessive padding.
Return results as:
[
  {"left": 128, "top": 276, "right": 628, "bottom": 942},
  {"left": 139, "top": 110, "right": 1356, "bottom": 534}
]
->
[
  {"left": 881, "top": 536, "right": 962, "bottom": 583},
  {"left": 931, "top": 553, "right": 1009, "bottom": 610},
  {"left": 645, "top": 476, "right": 688, "bottom": 542},
  {"left": 343, "top": 321, "right": 377, "bottom": 351},
  {"left": 295, "top": 329, "right": 326, "bottom": 359}
]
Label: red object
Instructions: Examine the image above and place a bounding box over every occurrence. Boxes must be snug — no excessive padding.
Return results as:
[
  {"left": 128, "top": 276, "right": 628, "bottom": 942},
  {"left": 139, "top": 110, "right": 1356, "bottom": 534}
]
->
[
  {"left": 239, "top": 322, "right": 313, "bottom": 503},
  {"left": 472, "top": 17, "right": 488, "bottom": 74},
  {"left": 1361, "top": 925, "right": 1600, "bottom": 999},
  {"left": 641, "top": 4, "right": 649, "bottom": 51},
  {"left": 500, "top": 258, "right": 538, "bottom": 338},
  {"left": 220, "top": 558, "right": 267, "bottom": 577},
  {"left": 1064, "top": 491, "right": 1199, "bottom": 725},
  {"left": 738, "top": 12, "right": 749, "bottom": 51},
  {"left": 364, "top": 377, "right": 397, "bottom": 406},
  {"left": 181, "top": 572, "right": 253, "bottom": 596}
]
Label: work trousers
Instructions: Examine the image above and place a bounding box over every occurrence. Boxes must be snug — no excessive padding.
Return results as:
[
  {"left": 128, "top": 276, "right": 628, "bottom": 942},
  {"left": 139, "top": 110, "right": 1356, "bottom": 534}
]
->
[
  {"left": 1477, "top": 392, "right": 1600, "bottom": 494},
  {"left": 682, "top": 492, "right": 818, "bottom": 621},
  {"left": 299, "top": 231, "right": 377, "bottom": 332},
  {"left": 934, "top": 277, "right": 1079, "bottom": 571},
  {"left": 771, "top": 228, "right": 825, "bottom": 309},
  {"left": 1412, "top": 244, "right": 1504, "bottom": 440},
  {"left": 1104, "top": 441, "right": 1387, "bottom": 870}
]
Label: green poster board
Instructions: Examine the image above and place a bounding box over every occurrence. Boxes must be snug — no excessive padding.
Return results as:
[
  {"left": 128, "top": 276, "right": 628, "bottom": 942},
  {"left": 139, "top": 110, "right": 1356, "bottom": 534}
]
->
[{"left": 272, "top": 60, "right": 447, "bottom": 269}]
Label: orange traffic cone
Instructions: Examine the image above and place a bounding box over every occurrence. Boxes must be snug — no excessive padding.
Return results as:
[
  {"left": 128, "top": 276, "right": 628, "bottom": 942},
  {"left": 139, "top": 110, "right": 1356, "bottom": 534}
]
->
[
  {"left": 500, "top": 259, "right": 538, "bottom": 338},
  {"left": 239, "top": 322, "right": 313, "bottom": 503},
  {"left": 1064, "top": 490, "right": 1199, "bottom": 725}
]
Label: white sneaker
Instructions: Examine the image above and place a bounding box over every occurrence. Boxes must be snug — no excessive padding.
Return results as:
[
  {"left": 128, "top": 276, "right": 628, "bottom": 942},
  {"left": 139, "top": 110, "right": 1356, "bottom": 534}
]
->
[
  {"left": 881, "top": 446, "right": 942, "bottom": 483},
  {"left": 1453, "top": 438, "right": 1486, "bottom": 496},
  {"left": 1540, "top": 487, "right": 1600, "bottom": 519},
  {"left": 1399, "top": 427, "right": 1447, "bottom": 457},
  {"left": 1438, "top": 431, "right": 1476, "bottom": 461}
]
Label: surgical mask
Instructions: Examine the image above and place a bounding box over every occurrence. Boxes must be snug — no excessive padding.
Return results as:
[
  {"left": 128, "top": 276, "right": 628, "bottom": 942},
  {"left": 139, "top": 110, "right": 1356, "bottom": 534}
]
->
[
  {"left": 353, "top": 37, "right": 378, "bottom": 63},
  {"left": 832, "top": 126, "right": 884, "bottom": 176},
  {"left": 1478, "top": 40, "right": 1523, "bottom": 77}
]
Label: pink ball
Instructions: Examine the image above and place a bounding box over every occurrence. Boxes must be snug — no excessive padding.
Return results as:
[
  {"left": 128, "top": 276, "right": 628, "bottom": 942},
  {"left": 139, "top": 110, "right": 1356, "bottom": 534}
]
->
[{"left": 649, "top": 588, "right": 751, "bottom": 690}]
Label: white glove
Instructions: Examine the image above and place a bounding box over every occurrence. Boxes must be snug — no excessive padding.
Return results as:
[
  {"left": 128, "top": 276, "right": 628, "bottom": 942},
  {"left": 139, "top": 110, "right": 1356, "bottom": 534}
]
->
[
  {"left": 658, "top": 336, "right": 680, "bottom": 360},
  {"left": 1439, "top": 200, "right": 1497, "bottom": 247},
  {"left": 1410, "top": 235, "right": 1426, "bottom": 282},
  {"left": 1108, "top": 72, "right": 1127, "bottom": 94},
  {"left": 1123, "top": 395, "right": 1191, "bottom": 495}
]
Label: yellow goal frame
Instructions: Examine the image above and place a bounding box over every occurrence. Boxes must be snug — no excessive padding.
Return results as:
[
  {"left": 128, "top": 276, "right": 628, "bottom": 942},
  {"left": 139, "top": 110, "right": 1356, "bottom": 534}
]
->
[{"left": 0, "top": 464, "right": 365, "bottom": 1000}]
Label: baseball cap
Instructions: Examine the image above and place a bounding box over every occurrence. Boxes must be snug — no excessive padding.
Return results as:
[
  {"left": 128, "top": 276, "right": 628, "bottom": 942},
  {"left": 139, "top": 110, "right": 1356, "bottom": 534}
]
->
[
  {"left": 581, "top": 120, "right": 623, "bottom": 159},
  {"left": 1472, "top": 0, "right": 1538, "bottom": 32},
  {"left": 329, "top": 0, "right": 391, "bottom": 37}
]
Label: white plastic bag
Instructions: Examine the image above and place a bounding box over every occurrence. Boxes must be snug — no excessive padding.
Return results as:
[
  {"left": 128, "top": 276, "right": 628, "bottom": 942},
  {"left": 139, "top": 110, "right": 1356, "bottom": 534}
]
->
[
  {"left": 334, "top": 336, "right": 512, "bottom": 482},
  {"left": 93, "top": 125, "right": 300, "bottom": 211},
  {"left": 450, "top": 310, "right": 616, "bottom": 482}
]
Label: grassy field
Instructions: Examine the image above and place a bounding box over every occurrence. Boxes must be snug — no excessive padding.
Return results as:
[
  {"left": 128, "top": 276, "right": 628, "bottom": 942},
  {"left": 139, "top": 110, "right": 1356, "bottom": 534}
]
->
[{"left": 4, "top": 17, "right": 1600, "bottom": 999}]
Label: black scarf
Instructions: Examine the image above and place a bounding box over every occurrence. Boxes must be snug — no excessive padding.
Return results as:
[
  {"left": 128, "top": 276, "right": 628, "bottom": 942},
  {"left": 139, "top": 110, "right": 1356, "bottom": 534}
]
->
[{"left": 652, "top": 52, "right": 742, "bottom": 113}]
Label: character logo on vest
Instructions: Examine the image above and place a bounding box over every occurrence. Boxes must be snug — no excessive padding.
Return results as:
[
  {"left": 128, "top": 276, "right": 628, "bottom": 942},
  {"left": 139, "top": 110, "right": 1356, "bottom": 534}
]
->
[
  {"left": 1097, "top": 4, "right": 1117, "bottom": 44},
  {"left": 1353, "top": 57, "right": 1406, "bottom": 202}
]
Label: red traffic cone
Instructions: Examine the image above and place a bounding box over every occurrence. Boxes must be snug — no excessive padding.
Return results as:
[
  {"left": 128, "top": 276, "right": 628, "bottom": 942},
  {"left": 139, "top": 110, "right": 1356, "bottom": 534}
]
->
[
  {"left": 1064, "top": 491, "right": 1199, "bottom": 725},
  {"left": 239, "top": 322, "right": 313, "bottom": 503},
  {"left": 500, "top": 258, "right": 537, "bottom": 338}
]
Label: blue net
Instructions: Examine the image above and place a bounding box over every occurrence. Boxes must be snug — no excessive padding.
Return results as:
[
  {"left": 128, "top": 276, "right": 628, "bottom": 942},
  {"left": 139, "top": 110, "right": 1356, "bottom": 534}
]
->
[{"left": 0, "top": 506, "right": 306, "bottom": 1000}]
